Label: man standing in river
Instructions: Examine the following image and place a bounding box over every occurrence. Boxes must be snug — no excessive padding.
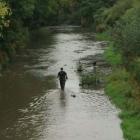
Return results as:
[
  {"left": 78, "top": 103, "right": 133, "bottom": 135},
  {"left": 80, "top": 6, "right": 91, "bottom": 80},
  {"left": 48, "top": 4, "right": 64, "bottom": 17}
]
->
[{"left": 57, "top": 68, "right": 68, "bottom": 90}]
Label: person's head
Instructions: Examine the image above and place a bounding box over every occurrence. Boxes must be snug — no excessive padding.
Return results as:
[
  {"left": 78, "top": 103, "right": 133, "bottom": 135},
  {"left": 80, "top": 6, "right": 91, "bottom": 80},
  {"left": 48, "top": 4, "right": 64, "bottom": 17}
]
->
[{"left": 61, "top": 68, "right": 63, "bottom": 71}]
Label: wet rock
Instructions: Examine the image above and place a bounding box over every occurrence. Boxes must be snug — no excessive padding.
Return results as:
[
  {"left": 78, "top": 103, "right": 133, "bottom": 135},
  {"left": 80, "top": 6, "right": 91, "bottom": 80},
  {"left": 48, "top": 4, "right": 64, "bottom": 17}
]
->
[
  {"left": 81, "top": 54, "right": 110, "bottom": 68},
  {"left": 71, "top": 94, "right": 76, "bottom": 98},
  {"left": 99, "top": 41, "right": 109, "bottom": 47},
  {"left": 74, "top": 50, "right": 85, "bottom": 54}
]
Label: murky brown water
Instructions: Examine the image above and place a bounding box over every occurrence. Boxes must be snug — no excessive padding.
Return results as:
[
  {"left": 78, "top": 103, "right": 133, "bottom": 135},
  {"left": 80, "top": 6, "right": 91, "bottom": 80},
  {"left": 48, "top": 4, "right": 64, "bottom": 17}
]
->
[{"left": 0, "top": 26, "right": 124, "bottom": 140}]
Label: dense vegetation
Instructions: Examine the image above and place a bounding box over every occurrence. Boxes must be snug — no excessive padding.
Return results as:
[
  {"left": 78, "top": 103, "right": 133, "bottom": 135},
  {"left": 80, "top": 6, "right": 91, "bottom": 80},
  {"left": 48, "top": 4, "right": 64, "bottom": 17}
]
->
[
  {"left": 0, "top": 0, "right": 78, "bottom": 70},
  {"left": 95, "top": 1, "right": 140, "bottom": 140}
]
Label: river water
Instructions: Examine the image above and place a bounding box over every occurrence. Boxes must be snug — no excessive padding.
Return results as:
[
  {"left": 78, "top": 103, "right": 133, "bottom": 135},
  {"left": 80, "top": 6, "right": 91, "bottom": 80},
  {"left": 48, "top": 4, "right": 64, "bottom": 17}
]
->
[{"left": 0, "top": 26, "right": 124, "bottom": 140}]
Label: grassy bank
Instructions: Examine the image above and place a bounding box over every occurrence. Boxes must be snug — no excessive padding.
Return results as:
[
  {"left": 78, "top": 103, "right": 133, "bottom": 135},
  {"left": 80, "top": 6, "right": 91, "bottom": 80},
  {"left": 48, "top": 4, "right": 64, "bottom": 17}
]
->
[
  {"left": 96, "top": 32, "right": 140, "bottom": 140},
  {"left": 105, "top": 68, "right": 140, "bottom": 140}
]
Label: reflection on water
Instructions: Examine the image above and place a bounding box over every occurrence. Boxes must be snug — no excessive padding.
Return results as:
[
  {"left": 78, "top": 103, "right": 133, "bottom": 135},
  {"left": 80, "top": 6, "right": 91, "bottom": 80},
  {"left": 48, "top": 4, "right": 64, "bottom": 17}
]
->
[
  {"left": 60, "top": 90, "right": 66, "bottom": 100},
  {"left": 60, "top": 90, "right": 67, "bottom": 108},
  {"left": 0, "top": 26, "right": 123, "bottom": 140}
]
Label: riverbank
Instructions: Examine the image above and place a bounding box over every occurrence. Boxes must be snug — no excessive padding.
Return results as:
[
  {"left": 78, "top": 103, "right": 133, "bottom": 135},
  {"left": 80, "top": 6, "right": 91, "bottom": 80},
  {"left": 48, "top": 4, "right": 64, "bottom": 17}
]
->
[
  {"left": 86, "top": 32, "right": 140, "bottom": 140},
  {"left": 105, "top": 68, "right": 140, "bottom": 140}
]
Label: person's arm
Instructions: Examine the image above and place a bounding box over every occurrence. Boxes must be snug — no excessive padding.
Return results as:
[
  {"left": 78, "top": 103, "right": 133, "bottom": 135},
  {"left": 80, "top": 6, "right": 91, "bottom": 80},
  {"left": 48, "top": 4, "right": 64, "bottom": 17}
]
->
[{"left": 66, "top": 73, "right": 68, "bottom": 80}]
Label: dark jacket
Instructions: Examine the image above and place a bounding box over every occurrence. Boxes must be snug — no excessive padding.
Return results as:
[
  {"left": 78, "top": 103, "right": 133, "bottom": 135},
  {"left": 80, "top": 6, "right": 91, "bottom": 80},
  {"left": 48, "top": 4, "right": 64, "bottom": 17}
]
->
[{"left": 58, "top": 71, "right": 68, "bottom": 81}]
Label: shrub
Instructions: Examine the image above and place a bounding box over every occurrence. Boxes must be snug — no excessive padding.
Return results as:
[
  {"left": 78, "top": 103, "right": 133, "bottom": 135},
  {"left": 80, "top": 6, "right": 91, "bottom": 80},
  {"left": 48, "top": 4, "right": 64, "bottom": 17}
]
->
[
  {"left": 103, "top": 0, "right": 132, "bottom": 26},
  {"left": 130, "top": 58, "right": 140, "bottom": 83},
  {"left": 121, "top": 112, "right": 140, "bottom": 140},
  {"left": 105, "top": 68, "right": 132, "bottom": 108},
  {"left": 96, "top": 31, "right": 111, "bottom": 41},
  {"left": 113, "top": 6, "right": 140, "bottom": 65},
  {"left": 80, "top": 72, "right": 101, "bottom": 88},
  {"left": 104, "top": 42, "right": 122, "bottom": 66}
]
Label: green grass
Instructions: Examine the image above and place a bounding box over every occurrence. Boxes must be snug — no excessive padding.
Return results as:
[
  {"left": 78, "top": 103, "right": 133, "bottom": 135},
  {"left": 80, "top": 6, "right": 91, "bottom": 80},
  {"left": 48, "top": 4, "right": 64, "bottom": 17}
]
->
[
  {"left": 105, "top": 68, "right": 140, "bottom": 140},
  {"left": 80, "top": 73, "right": 98, "bottom": 86},
  {"left": 96, "top": 32, "right": 123, "bottom": 66},
  {"left": 94, "top": 32, "right": 140, "bottom": 140},
  {"left": 104, "top": 42, "right": 123, "bottom": 66},
  {"left": 121, "top": 112, "right": 140, "bottom": 140},
  {"left": 106, "top": 69, "right": 132, "bottom": 107},
  {"left": 96, "top": 32, "right": 111, "bottom": 41},
  {"left": 80, "top": 72, "right": 101, "bottom": 88}
]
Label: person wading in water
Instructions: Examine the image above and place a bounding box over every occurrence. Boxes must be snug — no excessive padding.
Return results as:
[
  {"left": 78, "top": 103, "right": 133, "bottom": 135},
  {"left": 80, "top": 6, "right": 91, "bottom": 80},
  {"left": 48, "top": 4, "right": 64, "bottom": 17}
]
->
[{"left": 57, "top": 68, "right": 68, "bottom": 90}]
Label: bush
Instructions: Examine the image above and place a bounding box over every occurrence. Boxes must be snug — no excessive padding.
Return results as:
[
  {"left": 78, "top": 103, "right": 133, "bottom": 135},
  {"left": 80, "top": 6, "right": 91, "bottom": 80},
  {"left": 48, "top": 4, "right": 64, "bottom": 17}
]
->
[
  {"left": 104, "top": 42, "right": 122, "bottom": 66},
  {"left": 122, "top": 13, "right": 140, "bottom": 57},
  {"left": 103, "top": 0, "right": 132, "bottom": 26},
  {"left": 121, "top": 112, "right": 140, "bottom": 140},
  {"left": 130, "top": 58, "right": 140, "bottom": 83},
  {"left": 105, "top": 68, "right": 140, "bottom": 140},
  {"left": 96, "top": 31, "right": 111, "bottom": 41},
  {"left": 113, "top": 6, "right": 140, "bottom": 65},
  {"left": 80, "top": 72, "right": 101, "bottom": 88},
  {"left": 105, "top": 69, "right": 132, "bottom": 108}
]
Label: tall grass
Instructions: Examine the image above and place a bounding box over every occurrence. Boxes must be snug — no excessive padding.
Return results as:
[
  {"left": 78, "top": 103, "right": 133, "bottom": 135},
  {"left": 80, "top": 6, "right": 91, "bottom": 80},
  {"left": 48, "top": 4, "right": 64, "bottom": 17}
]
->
[{"left": 105, "top": 67, "right": 140, "bottom": 140}]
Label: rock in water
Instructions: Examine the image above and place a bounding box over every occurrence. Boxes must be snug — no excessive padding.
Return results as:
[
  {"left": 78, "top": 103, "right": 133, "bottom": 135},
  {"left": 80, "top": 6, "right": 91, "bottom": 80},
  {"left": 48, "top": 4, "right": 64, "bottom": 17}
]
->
[{"left": 71, "top": 94, "right": 76, "bottom": 98}]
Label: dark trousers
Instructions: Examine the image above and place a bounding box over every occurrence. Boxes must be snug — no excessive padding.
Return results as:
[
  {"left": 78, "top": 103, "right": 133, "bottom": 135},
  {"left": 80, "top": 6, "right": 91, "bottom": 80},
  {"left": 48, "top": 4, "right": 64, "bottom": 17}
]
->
[{"left": 60, "top": 80, "right": 66, "bottom": 90}]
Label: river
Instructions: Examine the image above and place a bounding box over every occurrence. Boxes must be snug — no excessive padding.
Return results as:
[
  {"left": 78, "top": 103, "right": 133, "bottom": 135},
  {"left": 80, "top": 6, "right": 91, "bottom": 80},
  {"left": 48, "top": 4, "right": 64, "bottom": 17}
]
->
[{"left": 0, "top": 26, "right": 124, "bottom": 140}]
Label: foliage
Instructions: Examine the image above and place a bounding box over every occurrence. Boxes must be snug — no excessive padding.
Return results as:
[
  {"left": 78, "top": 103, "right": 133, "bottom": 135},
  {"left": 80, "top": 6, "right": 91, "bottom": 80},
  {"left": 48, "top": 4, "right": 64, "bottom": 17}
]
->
[
  {"left": 0, "top": 1, "right": 11, "bottom": 37},
  {"left": 32, "top": 0, "right": 58, "bottom": 26},
  {"left": 0, "top": 1, "right": 9, "bottom": 16},
  {"left": 121, "top": 113, "right": 140, "bottom": 140},
  {"left": 105, "top": 68, "right": 140, "bottom": 140},
  {"left": 130, "top": 58, "right": 140, "bottom": 83},
  {"left": 103, "top": 0, "right": 132, "bottom": 26},
  {"left": 0, "top": 0, "right": 73, "bottom": 68},
  {"left": 80, "top": 70, "right": 102, "bottom": 88},
  {"left": 104, "top": 42, "right": 122, "bottom": 66},
  {"left": 81, "top": 73, "right": 96, "bottom": 87},
  {"left": 96, "top": 31, "right": 111, "bottom": 41},
  {"left": 115, "top": 6, "right": 140, "bottom": 65},
  {"left": 95, "top": 1, "right": 140, "bottom": 139},
  {"left": 77, "top": 0, "right": 113, "bottom": 27}
]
